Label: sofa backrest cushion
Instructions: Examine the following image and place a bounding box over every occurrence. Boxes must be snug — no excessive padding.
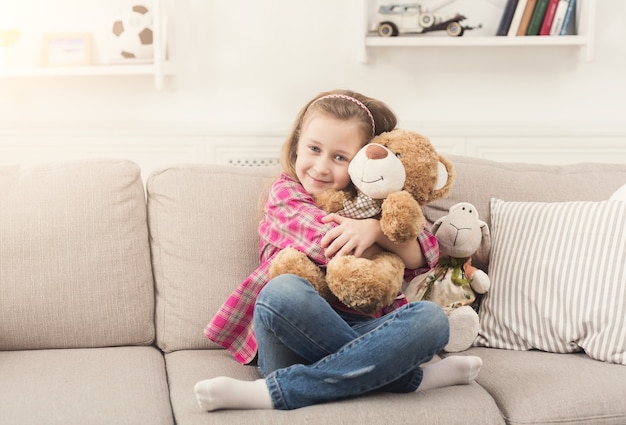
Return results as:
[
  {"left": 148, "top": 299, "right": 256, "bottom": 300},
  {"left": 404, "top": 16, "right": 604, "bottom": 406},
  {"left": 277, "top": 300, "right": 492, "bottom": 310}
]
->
[
  {"left": 424, "top": 155, "right": 626, "bottom": 269},
  {"left": 0, "top": 160, "right": 155, "bottom": 350},
  {"left": 147, "top": 164, "right": 277, "bottom": 352}
]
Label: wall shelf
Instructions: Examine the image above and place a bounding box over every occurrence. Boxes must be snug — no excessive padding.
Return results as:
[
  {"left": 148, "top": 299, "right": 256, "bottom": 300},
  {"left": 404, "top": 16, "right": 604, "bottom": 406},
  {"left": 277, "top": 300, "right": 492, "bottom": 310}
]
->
[
  {"left": 0, "top": 61, "right": 174, "bottom": 86},
  {"left": 365, "top": 34, "right": 588, "bottom": 47},
  {"left": 0, "top": 0, "right": 172, "bottom": 89},
  {"left": 359, "top": 0, "right": 595, "bottom": 63}
]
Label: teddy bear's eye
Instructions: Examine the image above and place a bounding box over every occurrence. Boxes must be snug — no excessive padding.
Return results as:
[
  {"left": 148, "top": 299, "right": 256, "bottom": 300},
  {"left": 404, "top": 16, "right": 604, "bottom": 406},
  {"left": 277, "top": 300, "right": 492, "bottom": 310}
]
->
[{"left": 395, "top": 152, "right": 402, "bottom": 158}]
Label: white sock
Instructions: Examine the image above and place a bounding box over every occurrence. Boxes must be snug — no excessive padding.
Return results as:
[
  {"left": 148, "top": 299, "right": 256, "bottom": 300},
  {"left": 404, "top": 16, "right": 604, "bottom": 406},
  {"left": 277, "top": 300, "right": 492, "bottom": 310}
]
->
[
  {"left": 194, "top": 377, "right": 273, "bottom": 411},
  {"left": 418, "top": 355, "right": 482, "bottom": 392}
]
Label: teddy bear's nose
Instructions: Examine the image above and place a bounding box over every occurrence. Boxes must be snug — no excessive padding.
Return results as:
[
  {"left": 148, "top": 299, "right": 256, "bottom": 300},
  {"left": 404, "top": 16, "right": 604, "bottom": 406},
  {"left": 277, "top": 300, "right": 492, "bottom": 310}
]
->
[{"left": 365, "top": 144, "right": 388, "bottom": 160}]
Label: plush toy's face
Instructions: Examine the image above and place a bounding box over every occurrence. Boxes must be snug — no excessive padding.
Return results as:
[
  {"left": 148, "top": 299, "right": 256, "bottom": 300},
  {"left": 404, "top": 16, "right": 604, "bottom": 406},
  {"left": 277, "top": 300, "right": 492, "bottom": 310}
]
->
[
  {"left": 433, "top": 202, "right": 490, "bottom": 260},
  {"left": 435, "top": 203, "right": 483, "bottom": 258},
  {"left": 348, "top": 143, "right": 406, "bottom": 199},
  {"left": 373, "top": 129, "right": 454, "bottom": 205}
]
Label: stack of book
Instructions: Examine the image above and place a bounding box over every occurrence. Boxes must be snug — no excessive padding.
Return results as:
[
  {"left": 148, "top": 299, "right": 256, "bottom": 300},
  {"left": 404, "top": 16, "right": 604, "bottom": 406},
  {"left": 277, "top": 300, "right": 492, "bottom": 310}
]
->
[{"left": 496, "top": 0, "right": 577, "bottom": 36}]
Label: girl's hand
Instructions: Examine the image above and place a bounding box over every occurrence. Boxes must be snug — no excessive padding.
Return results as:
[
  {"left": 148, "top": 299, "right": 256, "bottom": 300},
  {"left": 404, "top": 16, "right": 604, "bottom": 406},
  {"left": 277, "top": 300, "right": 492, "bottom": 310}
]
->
[
  {"left": 320, "top": 213, "right": 381, "bottom": 258},
  {"left": 321, "top": 213, "right": 427, "bottom": 270}
]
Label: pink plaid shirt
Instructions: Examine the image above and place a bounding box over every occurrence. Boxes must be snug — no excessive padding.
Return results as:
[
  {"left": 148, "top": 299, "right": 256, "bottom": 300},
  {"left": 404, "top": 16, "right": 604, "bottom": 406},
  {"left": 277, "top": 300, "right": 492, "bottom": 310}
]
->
[{"left": 204, "top": 173, "right": 439, "bottom": 364}]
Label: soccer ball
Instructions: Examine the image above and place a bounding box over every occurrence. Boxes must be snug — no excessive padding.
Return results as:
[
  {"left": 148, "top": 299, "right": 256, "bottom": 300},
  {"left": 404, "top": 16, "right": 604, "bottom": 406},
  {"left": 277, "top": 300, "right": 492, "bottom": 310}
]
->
[{"left": 111, "top": 5, "right": 153, "bottom": 61}]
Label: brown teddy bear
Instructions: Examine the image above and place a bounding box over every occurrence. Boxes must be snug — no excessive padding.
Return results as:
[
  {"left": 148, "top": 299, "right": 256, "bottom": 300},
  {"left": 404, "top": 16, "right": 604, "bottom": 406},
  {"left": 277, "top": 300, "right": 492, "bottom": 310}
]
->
[
  {"left": 269, "top": 129, "right": 455, "bottom": 314},
  {"left": 404, "top": 202, "right": 490, "bottom": 352}
]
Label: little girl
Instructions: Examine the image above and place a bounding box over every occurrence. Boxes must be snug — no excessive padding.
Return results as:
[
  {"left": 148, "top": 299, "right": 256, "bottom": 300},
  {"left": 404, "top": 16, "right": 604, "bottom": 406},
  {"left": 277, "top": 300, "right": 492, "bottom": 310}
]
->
[{"left": 197, "top": 89, "right": 482, "bottom": 411}]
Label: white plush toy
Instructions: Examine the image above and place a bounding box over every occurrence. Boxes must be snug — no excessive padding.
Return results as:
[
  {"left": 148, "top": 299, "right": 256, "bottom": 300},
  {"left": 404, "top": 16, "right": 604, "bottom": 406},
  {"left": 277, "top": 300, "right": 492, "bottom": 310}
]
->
[{"left": 404, "top": 202, "right": 490, "bottom": 352}]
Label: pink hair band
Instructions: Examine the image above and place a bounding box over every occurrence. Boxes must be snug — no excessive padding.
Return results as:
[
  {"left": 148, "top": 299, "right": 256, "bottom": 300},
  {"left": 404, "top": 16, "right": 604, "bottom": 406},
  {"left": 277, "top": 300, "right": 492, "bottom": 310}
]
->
[{"left": 315, "top": 94, "right": 376, "bottom": 137}]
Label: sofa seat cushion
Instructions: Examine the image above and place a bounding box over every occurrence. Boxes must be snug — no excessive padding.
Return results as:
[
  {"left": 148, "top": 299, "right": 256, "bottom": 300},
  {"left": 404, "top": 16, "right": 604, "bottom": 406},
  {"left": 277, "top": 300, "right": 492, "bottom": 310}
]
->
[
  {"left": 0, "top": 346, "right": 174, "bottom": 425},
  {"left": 0, "top": 160, "right": 155, "bottom": 349},
  {"left": 465, "top": 347, "right": 626, "bottom": 424},
  {"left": 165, "top": 349, "right": 504, "bottom": 425}
]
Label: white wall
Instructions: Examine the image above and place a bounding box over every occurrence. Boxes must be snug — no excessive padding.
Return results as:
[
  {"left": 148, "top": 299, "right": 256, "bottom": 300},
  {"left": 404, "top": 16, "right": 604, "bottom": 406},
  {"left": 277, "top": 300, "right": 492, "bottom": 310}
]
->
[{"left": 1, "top": 0, "right": 625, "bottom": 171}]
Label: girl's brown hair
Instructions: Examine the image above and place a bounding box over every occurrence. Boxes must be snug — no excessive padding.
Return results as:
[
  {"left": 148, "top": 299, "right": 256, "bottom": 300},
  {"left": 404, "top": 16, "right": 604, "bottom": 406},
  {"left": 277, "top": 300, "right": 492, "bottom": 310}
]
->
[{"left": 279, "top": 89, "right": 397, "bottom": 180}]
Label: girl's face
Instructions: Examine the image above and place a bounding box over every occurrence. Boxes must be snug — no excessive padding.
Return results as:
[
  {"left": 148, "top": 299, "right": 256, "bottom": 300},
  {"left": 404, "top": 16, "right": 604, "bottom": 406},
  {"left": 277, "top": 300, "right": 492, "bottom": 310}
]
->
[{"left": 295, "top": 113, "right": 364, "bottom": 196}]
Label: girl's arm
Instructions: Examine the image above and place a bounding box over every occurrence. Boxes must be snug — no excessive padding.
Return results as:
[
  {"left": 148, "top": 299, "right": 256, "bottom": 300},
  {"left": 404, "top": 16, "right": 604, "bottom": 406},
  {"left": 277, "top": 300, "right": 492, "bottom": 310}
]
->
[
  {"left": 260, "top": 174, "right": 337, "bottom": 266},
  {"left": 320, "top": 213, "right": 427, "bottom": 269}
]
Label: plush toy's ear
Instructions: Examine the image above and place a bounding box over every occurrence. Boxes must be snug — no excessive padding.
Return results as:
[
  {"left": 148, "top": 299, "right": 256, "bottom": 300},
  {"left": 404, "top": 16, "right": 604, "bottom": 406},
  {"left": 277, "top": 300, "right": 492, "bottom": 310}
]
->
[
  {"left": 431, "top": 155, "right": 455, "bottom": 199},
  {"left": 431, "top": 214, "right": 446, "bottom": 234},
  {"left": 473, "top": 220, "right": 491, "bottom": 265}
]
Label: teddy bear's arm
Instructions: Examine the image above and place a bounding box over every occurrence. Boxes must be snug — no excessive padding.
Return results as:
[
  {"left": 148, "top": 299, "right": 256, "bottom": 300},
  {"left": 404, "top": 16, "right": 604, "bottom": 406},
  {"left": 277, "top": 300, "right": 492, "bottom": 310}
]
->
[{"left": 380, "top": 191, "right": 425, "bottom": 243}]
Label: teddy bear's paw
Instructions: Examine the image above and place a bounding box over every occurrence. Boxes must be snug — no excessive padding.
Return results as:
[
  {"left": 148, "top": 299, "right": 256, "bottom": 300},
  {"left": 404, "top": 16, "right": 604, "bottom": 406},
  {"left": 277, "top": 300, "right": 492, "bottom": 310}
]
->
[
  {"left": 380, "top": 191, "right": 425, "bottom": 243},
  {"left": 269, "top": 247, "right": 307, "bottom": 278},
  {"left": 444, "top": 306, "right": 479, "bottom": 353},
  {"left": 371, "top": 251, "right": 406, "bottom": 274},
  {"left": 269, "top": 248, "right": 333, "bottom": 300},
  {"left": 326, "top": 254, "right": 404, "bottom": 314}
]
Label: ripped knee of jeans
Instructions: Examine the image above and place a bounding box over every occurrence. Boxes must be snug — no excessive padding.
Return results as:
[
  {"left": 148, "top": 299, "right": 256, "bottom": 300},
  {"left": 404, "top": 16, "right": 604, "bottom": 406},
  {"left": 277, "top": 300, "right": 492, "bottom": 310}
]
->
[{"left": 323, "top": 365, "right": 376, "bottom": 383}]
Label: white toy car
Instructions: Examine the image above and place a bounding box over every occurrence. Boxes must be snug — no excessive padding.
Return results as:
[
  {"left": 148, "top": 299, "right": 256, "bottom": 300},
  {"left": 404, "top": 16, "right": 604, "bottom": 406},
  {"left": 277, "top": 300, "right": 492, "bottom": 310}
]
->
[{"left": 372, "top": 3, "right": 475, "bottom": 37}]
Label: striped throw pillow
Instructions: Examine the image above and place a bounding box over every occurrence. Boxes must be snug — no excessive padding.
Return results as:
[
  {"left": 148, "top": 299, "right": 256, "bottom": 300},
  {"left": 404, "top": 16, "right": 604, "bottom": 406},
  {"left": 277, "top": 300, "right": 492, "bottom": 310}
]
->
[
  {"left": 475, "top": 198, "right": 626, "bottom": 365},
  {"left": 611, "top": 184, "right": 626, "bottom": 200}
]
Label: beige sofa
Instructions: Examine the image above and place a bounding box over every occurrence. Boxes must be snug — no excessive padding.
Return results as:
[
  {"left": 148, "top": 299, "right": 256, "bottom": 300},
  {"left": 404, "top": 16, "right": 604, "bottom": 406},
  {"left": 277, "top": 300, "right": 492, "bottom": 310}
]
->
[{"left": 1, "top": 155, "right": 626, "bottom": 425}]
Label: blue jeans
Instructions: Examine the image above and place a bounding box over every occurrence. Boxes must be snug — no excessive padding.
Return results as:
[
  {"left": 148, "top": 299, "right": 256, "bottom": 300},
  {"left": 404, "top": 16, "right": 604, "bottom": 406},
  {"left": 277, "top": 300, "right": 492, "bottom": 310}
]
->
[{"left": 253, "top": 274, "right": 449, "bottom": 410}]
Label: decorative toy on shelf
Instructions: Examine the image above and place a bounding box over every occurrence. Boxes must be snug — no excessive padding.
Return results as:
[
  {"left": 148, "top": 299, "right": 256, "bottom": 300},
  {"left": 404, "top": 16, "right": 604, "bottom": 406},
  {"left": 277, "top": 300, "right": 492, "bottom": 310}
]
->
[
  {"left": 371, "top": 1, "right": 481, "bottom": 37},
  {"left": 111, "top": 4, "right": 154, "bottom": 61}
]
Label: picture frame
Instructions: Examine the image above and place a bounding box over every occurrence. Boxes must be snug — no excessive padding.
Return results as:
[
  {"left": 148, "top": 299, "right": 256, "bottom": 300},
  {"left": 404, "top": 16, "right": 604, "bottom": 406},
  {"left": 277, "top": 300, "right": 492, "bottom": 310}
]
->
[{"left": 42, "top": 33, "right": 92, "bottom": 67}]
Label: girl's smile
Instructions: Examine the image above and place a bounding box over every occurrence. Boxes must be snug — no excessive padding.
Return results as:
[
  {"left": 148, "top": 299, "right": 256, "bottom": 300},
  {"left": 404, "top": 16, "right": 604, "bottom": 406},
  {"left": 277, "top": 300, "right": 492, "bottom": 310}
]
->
[{"left": 295, "top": 114, "right": 364, "bottom": 196}]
